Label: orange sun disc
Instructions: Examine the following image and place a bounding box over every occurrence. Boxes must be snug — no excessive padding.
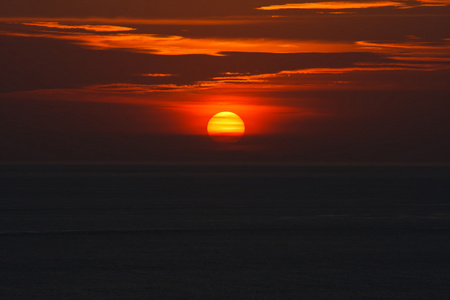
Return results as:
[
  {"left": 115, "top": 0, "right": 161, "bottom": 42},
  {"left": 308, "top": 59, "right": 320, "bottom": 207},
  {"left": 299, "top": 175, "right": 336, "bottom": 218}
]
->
[{"left": 207, "top": 111, "right": 245, "bottom": 143}]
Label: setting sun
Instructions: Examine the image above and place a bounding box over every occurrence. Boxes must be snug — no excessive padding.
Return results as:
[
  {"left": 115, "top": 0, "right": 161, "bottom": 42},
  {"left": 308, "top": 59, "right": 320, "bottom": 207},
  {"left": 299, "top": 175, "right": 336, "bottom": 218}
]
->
[{"left": 207, "top": 111, "right": 245, "bottom": 143}]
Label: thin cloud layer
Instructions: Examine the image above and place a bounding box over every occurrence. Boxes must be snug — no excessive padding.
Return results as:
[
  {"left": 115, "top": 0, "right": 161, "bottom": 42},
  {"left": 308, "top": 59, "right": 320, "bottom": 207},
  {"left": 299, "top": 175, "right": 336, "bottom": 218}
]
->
[
  {"left": 257, "top": 1, "right": 408, "bottom": 10},
  {"left": 1, "top": 29, "right": 359, "bottom": 56},
  {"left": 22, "top": 21, "right": 135, "bottom": 32},
  {"left": 1, "top": 20, "right": 448, "bottom": 94},
  {"left": 256, "top": 0, "right": 450, "bottom": 10},
  {"left": 419, "top": 0, "right": 450, "bottom": 5},
  {"left": 1, "top": 17, "right": 267, "bottom": 26}
]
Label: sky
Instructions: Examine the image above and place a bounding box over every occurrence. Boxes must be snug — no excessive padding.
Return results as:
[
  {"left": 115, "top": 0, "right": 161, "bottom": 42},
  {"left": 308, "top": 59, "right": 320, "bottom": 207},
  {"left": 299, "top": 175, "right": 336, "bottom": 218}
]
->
[{"left": 1, "top": 0, "right": 449, "bottom": 163}]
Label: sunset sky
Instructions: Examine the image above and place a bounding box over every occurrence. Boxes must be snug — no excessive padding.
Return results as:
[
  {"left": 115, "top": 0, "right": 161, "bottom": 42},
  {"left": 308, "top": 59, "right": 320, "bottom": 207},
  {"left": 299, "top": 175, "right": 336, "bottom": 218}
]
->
[{"left": 1, "top": 0, "right": 449, "bottom": 162}]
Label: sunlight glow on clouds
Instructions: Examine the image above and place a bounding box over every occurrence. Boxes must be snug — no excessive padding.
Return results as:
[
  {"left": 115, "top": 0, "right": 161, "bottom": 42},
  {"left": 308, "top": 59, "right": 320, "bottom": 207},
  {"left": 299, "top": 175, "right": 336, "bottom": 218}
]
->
[
  {"left": 256, "top": 0, "right": 450, "bottom": 10},
  {"left": 86, "top": 83, "right": 214, "bottom": 93},
  {"left": 257, "top": 1, "right": 409, "bottom": 10},
  {"left": 418, "top": 0, "right": 450, "bottom": 5},
  {"left": 22, "top": 21, "right": 135, "bottom": 32},
  {"left": 356, "top": 40, "right": 450, "bottom": 62},
  {"left": 82, "top": 58, "right": 448, "bottom": 96},
  {"left": 209, "top": 63, "right": 447, "bottom": 84},
  {"left": 142, "top": 73, "right": 176, "bottom": 77},
  {"left": 1, "top": 30, "right": 358, "bottom": 56},
  {"left": 356, "top": 40, "right": 450, "bottom": 50},
  {"left": 0, "top": 17, "right": 269, "bottom": 26}
]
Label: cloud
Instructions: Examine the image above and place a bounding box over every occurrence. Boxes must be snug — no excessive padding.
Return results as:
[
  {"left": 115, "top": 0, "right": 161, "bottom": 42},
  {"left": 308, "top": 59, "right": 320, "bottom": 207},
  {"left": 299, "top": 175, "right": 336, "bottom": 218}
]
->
[
  {"left": 1, "top": 30, "right": 358, "bottom": 56},
  {"left": 418, "top": 0, "right": 450, "bottom": 6},
  {"left": 1, "top": 17, "right": 265, "bottom": 26},
  {"left": 356, "top": 40, "right": 450, "bottom": 62},
  {"left": 205, "top": 63, "right": 448, "bottom": 91},
  {"left": 22, "top": 21, "right": 135, "bottom": 32},
  {"left": 2, "top": 18, "right": 448, "bottom": 95},
  {"left": 257, "top": 1, "right": 409, "bottom": 11},
  {"left": 356, "top": 40, "right": 450, "bottom": 50},
  {"left": 85, "top": 60, "right": 449, "bottom": 96},
  {"left": 256, "top": 0, "right": 450, "bottom": 11},
  {"left": 142, "top": 73, "right": 176, "bottom": 77},
  {"left": 0, "top": 31, "right": 394, "bottom": 94},
  {"left": 85, "top": 83, "right": 212, "bottom": 93}
]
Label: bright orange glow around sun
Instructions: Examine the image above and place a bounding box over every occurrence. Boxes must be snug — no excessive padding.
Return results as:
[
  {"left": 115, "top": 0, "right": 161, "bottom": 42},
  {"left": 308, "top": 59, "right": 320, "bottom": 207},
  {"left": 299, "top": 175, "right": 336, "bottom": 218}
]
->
[{"left": 207, "top": 111, "right": 245, "bottom": 143}]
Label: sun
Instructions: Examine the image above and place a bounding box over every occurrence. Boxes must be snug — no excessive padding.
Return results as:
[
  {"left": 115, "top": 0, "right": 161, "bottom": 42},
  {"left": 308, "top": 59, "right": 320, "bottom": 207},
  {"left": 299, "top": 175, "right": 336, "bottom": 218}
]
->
[{"left": 207, "top": 111, "right": 245, "bottom": 143}]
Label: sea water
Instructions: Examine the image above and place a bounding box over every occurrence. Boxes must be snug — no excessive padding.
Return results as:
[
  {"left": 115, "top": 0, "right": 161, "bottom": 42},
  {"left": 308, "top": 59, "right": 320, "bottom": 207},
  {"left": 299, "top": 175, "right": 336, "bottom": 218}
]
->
[{"left": 1, "top": 164, "right": 449, "bottom": 299}]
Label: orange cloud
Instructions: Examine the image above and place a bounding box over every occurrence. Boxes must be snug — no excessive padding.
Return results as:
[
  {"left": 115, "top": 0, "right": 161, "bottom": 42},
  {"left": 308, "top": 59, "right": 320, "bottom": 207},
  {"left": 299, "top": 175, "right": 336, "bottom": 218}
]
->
[
  {"left": 81, "top": 59, "right": 448, "bottom": 96},
  {"left": 0, "top": 30, "right": 357, "bottom": 56},
  {"left": 356, "top": 40, "right": 450, "bottom": 50},
  {"left": 142, "top": 73, "right": 176, "bottom": 77},
  {"left": 1, "top": 17, "right": 266, "bottom": 26},
  {"left": 356, "top": 40, "right": 450, "bottom": 62},
  {"left": 257, "top": 1, "right": 408, "bottom": 10},
  {"left": 388, "top": 56, "right": 450, "bottom": 62},
  {"left": 85, "top": 83, "right": 208, "bottom": 93},
  {"left": 22, "top": 21, "right": 135, "bottom": 32},
  {"left": 195, "top": 58, "right": 449, "bottom": 93},
  {"left": 417, "top": 0, "right": 450, "bottom": 6}
]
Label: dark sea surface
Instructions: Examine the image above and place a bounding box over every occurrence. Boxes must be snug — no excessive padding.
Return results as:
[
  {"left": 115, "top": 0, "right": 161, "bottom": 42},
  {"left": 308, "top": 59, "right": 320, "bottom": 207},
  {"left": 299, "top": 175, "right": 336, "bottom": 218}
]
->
[{"left": 1, "top": 164, "right": 450, "bottom": 299}]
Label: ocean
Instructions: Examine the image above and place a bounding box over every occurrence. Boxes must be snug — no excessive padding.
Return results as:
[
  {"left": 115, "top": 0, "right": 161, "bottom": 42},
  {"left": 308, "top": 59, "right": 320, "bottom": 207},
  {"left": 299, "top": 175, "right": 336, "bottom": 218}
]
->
[{"left": 1, "top": 164, "right": 449, "bottom": 299}]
